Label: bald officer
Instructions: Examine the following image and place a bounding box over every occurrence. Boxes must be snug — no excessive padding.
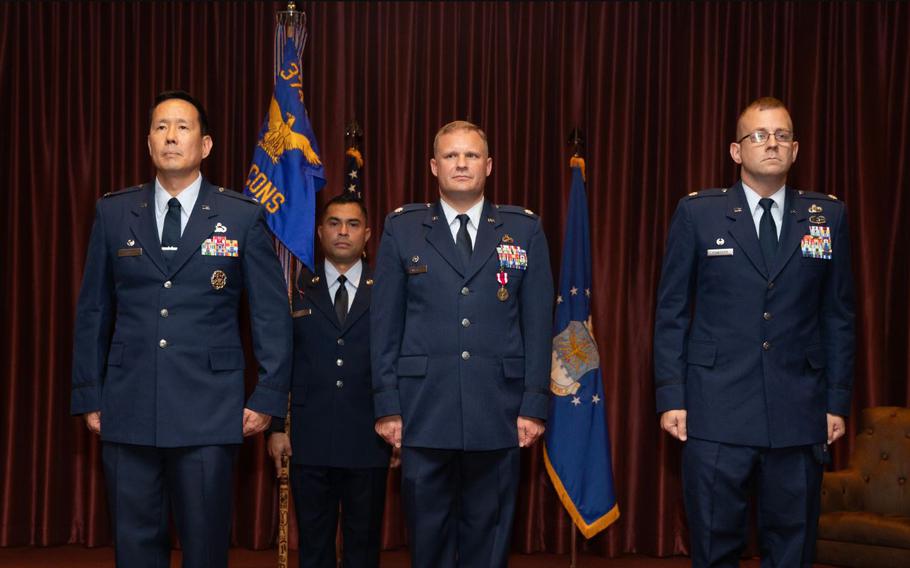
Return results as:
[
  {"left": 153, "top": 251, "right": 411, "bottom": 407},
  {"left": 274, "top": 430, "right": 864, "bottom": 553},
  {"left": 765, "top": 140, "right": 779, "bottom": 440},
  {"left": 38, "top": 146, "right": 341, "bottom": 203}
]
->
[
  {"left": 371, "top": 121, "right": 554, "bottom": 568},
  {"left": 71, "top": 90, "right": 291, "bottom": 568},
  {"left": 653, "top": 97, "right": 855, "bottom": 566}
]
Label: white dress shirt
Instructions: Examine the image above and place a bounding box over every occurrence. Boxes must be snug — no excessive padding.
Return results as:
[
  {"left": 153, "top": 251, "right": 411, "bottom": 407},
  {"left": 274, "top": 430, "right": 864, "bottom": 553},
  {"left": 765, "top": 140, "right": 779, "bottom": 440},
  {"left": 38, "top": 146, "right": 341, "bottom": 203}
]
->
[
  {"left": 439, "top": 197, "right": 484, "bottom": 248},
  {"left": 742, "top": 182, "right": 785, "bottom": 240},
  {"left": 325, "top": 258, "right": 363, "bottom": 313},
  {"left": 154, "top": 174, "right": 202, "bottom": 241}
]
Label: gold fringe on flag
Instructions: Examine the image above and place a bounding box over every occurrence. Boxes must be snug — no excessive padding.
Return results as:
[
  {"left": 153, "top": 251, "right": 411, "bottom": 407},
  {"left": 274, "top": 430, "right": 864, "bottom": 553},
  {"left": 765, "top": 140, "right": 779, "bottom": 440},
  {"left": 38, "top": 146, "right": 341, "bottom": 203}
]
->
[
  {"left": 345, "top": 147, "right": 364, "bottom": 168},
  {"left": 569, "top": 156, "right": 586, "bottom": 181}
]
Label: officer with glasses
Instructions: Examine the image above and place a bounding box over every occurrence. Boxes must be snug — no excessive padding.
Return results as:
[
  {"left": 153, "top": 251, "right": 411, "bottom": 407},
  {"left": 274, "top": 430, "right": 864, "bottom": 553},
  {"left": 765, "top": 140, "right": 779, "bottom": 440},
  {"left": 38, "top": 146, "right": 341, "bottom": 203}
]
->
[{"left": 653, "top": 97, "right": 855, "bottom": 566}]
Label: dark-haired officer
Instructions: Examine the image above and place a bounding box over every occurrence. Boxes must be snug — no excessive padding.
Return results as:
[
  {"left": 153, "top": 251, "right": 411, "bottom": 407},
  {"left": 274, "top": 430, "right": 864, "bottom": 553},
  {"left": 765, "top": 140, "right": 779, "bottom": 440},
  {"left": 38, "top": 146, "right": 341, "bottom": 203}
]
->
[
  {"left": 654, "top": 97, "right": 855, "bottom": 566},
  {"left": 371, "top": 121, "right": 554, "bottom": 568},
  {"left": 267, "top": 193, "right": 390, "bottom": 568},
  {"left": 71, "top": 90, "right": 292, "bottom": 568}
]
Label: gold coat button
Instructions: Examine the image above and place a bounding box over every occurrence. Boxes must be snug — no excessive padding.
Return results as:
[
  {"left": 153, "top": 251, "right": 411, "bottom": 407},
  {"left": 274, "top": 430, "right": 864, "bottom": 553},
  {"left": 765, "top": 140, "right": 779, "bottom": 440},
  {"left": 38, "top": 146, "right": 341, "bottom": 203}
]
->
[
  {"left": 762, "top": 341, "right": 771, "bottom": 351},
  {"left": 336, "top": 359, "right": 344, "bottom": 367},
  {"left": 461, "top": 287, "right": 470, "bottom": 296},
  {"left": 461, "top": 351, "right": 470, "bottom": 360},
  {"left": 336, "top": 380, "right": 344, "bottom": 389},
  {"left": 160, "top": 309, "right": 169, "bottom": 318},
  {"left": 164, "top": 281, "right": 173, "bottom": 289},
  {"left": 762, "top": 312, "right": 772, "bottom": 321},
  {"left": 159, "top": 339, "right": 168, "bottom": 348},
  {"left": 461, "top": 318, "right": 471, "bottom": 327}
]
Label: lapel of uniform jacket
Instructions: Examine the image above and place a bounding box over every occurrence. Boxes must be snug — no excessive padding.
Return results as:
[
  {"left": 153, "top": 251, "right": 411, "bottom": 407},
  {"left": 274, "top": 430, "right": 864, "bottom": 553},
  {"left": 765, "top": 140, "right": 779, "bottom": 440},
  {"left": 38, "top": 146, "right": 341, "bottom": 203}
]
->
[
  {"left": 341, "top": 264, "right": 372, "bottom": 334},
  {"left": 424, "top": 202, "right": 465, "bottom": 276},
  {"left": 167, "top": 179, "right": 219, "bottom": 276},
  {"left": 464, "top": 200, "right": 504, "bottom": 282},
  {"left": 768, "top": 187, "right": 808, "bottom": 282},
  {"left": 128, "top": 182, "right": 168, "bottom": 276},
  {"left": 306, "top": 263, "right": 342, "bottom": 331},
  {"left": 726, "top": 181, "right": 768, "bottom": 277}
]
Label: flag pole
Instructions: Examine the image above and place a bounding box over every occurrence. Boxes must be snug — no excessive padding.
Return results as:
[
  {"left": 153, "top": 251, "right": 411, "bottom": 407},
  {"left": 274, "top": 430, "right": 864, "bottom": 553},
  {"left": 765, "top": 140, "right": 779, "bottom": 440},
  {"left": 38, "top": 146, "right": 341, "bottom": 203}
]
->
[
  {"left": 570, "top": 525, "right": 578, "bottom": 568},
  {"left": 567, "top": 127, "right": 584, "bottom": 568},
  {"left": 273, "top": 8, "right": 303, "bottom": 568}
]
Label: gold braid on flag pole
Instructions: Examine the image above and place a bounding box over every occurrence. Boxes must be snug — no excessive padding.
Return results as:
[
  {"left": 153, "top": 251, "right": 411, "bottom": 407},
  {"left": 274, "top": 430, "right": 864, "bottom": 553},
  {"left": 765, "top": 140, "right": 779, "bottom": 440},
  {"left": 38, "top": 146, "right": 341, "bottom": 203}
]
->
[{"left": 274, "top": 7, "right": 306, "bottom": 568}]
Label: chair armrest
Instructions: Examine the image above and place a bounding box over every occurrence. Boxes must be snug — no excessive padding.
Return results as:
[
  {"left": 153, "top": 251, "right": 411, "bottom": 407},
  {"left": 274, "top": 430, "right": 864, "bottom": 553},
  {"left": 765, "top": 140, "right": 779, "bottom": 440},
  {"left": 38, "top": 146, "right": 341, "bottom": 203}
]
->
[{"left": 821, "top": 469, "right": 864, "bottom": 513}]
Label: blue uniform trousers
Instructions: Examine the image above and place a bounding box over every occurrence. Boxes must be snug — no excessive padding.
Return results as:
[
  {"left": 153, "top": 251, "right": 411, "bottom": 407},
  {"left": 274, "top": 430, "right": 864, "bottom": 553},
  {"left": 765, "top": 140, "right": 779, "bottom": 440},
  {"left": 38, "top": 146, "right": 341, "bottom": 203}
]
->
[
  {"left": 401, "top": 447, "right": 520, "bottom": 568},
  {"left": 101, "top": 442, "right": 238, "bottom": 568},
  {"left": 682, "top": 438, "right": 823, "bottom": 567},
  {"left": 290, "top": 465, "right": 387, "bottom": 568}
]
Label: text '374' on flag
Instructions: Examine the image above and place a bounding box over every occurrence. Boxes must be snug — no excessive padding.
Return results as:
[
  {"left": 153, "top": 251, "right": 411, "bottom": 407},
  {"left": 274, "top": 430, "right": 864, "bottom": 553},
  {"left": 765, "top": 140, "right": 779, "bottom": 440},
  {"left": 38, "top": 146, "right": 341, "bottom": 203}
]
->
[{"left": 244, "top": 38, "right": 326, "bottom": 270}]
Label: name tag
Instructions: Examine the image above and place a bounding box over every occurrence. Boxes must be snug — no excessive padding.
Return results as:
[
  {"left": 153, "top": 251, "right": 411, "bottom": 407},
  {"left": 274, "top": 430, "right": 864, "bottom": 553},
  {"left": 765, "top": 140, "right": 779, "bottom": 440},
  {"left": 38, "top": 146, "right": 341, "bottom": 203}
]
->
[
  {"left": 707, "top": 248, "right": 734, "bottom": 257},
  {"left": 117, "top": 247, "right": 143, "bottom": 257},
  {"left": 407, "top": 265, "right": 428, "bottom": 274},
  {"left": 291, "top": 308, "right": 312, "bottom": 318}
]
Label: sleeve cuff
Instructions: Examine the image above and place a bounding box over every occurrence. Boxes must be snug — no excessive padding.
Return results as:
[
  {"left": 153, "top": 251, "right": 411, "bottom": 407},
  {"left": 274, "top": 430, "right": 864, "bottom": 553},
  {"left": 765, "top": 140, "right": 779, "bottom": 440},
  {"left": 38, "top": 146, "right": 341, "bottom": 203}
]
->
[
  {"left": 246, "top": 386, "right": 289, "bottom": 418},
  {"left": 70, "top": 384, "right": 101, "bottom": 416},
  {"left": 268, "top": 416, "right": 286, "bottom": 434},
  {"left": 519, "top": 391, "right": 550, "bottom": 420},
  {"left": 374, "top": 389, "right": 401, "bottom": 419},
  {"left": 655, "top": 383, "right": 686, "bottom": 413},
  {"left": 827, "top": 387, "right": 853, "bottom": 417}
]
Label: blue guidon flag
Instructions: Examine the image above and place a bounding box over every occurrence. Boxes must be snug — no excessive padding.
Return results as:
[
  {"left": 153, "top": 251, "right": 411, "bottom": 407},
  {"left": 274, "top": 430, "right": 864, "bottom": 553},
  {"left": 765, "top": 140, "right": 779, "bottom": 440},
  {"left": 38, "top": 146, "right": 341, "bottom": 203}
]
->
[
  {"left": 543, "top": 157, "right": 619, "bottom": 538},
  {"left": 244, "top": 38, "right": 326, "bottom": 270}
]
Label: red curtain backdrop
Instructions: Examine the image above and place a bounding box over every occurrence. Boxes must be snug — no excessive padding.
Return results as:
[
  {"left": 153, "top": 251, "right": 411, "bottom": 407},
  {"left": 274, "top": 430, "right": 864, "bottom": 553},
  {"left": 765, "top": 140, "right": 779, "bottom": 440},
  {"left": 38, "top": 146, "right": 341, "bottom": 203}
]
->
[{"left": 2, "top": 0, "right": 908, "bottom": 557}]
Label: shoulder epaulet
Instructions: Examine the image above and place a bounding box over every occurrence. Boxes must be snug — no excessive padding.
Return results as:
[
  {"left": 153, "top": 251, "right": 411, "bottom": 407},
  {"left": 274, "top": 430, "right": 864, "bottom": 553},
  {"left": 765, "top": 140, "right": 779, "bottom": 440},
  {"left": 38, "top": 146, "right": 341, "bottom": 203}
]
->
[
  {"left": 102, "top": 185, "right": 143, "bottom": 198},
  {"left": 391, "top": 203, "right": 432, "bottom": 216},
  {"left": 495, "top": 204, "right": 538, "bottom": 218},
  {"left": 796, "top": 190, "right": 840, "bottom": 202},
  {"left": 214, "top": 187, "right": 258, "bottom": 205},
  {"left": 686, "top": 188, "right": 728, "bottom": 199}
]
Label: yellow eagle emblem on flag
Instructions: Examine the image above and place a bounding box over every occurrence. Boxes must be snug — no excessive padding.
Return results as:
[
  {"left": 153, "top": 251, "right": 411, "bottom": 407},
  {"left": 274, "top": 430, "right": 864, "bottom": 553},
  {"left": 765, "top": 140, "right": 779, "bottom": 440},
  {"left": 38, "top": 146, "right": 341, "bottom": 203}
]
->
[
  {"left": 258, "top": 96, "right": 323, "bottom": 166},
  {"left": 550, "top": 318, "right": 599, "bottom": 396}
]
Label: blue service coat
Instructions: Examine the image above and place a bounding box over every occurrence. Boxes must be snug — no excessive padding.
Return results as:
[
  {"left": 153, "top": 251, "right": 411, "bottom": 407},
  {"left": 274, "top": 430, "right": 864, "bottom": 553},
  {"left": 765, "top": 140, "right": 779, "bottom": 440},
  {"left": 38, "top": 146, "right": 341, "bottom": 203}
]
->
[
  {"left": 371, "top": 200, "right": 554, "bottom": 451},
  {"left": 70, "top": 180, "right": 292, "bottom": 447},
  {"left": 273, "top": 264, "right": 391, "bottom": 468},
  {"left": 653, "top": 181, "right": 855, "bottom": 448}
]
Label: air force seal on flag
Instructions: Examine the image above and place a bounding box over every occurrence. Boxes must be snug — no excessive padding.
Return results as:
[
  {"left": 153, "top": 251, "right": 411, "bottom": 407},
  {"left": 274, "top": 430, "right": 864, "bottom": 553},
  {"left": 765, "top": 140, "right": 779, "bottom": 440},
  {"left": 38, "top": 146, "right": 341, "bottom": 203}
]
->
[{"left": 550, "top": 318, "right": 600, "bottom": 396}]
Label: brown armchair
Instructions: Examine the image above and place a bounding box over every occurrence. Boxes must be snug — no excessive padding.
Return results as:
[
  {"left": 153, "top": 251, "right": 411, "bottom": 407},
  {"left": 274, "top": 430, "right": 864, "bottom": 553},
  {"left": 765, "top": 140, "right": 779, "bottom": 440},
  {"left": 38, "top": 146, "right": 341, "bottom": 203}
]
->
[{"left": 816, "top": 407, "right": 910, "bottom": 567}]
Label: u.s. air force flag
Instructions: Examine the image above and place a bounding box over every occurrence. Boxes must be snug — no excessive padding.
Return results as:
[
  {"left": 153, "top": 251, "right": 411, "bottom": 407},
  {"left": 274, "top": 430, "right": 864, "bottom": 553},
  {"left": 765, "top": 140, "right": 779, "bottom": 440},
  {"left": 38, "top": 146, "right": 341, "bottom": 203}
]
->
[
  {"left": 543, "top": 157, "right": 619, "bottom": 538},
  {"left": 244, "top": 38, "right": 326, "bottom": 270}
]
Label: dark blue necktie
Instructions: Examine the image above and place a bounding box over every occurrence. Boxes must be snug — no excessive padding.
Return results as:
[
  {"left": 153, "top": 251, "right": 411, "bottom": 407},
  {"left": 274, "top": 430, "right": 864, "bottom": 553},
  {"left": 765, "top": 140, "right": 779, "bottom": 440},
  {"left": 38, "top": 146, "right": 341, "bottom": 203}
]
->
[
  {"left": 161, "top": 197, "right": 181, "bottom": 265},
  {"left": 758, "top": 198, "right": 778, "bottom": 270},
  {"left": 455, "top": 214, "right": 473, "bottom": 268}
]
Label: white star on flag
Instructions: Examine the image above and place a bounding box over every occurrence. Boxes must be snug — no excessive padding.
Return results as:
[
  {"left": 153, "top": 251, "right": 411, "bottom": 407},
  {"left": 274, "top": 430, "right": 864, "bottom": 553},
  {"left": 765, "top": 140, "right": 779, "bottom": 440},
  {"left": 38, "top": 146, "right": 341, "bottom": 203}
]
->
[
  {"left": 592, "top": 394, "right": 600, "bottom": 404},
  {"left": 585, "top": 288, "right": 591, "bottom": 297},
  {"left": 571, "top": 396, "right": 581, "bottom": 406},
  {"left": 348, "top": 170, "right": 358, "bottom": 179},
  {"left": 570, "top": 286, "right": 578, "bottom": 296},
  {"left": 556, "top": 295, "right": 564, "bottom": 304}
]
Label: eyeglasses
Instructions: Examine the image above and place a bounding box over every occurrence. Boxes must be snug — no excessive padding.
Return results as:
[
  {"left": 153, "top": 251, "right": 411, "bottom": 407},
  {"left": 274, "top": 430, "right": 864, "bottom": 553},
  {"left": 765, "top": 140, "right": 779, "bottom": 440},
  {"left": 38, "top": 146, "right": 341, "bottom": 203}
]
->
[{"left": 737, "top": 129, "right": 794, "bottom": 145}]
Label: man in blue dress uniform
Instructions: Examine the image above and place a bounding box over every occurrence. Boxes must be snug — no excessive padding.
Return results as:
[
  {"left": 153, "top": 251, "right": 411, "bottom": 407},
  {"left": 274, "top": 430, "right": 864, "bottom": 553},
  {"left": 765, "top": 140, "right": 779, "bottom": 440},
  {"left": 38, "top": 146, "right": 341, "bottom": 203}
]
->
[
  {"left": 653, "top": 97, "right": 855, "bottom": 566},
  {"left": 371, "top": 121, "right": 554, "bottom": 568},
  {"left": 70, "top": 91, "right": 292, "bottom": 568},
  {"left": 268, "top": 193, "right": 390, "bottom": 568}
]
